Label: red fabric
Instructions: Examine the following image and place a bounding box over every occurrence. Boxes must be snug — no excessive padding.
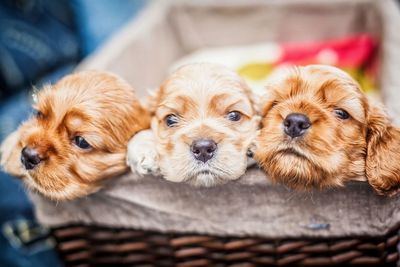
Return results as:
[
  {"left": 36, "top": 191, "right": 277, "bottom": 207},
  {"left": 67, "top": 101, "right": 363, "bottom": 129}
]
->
[{"left": 277, "top": 34, "right": 378, "bottom": 69}]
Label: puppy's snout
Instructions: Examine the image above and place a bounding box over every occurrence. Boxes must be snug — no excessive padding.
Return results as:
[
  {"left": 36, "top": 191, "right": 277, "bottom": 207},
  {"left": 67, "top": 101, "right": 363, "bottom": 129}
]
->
[
  {"left": 191, "top": 139, "right": 217, "bottom": 163},
  {"left": 21, "top": 147, "right": 42, "bottom": 170},
  {"left": 283, "top": 113, "right": 311, "bottom": 138}
]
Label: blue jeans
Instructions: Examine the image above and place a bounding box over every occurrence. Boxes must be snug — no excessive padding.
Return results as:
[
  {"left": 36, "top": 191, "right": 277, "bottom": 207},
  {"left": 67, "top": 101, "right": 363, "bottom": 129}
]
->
[{"left": 0, "top": 173, "right": 63, "bottom": 267}]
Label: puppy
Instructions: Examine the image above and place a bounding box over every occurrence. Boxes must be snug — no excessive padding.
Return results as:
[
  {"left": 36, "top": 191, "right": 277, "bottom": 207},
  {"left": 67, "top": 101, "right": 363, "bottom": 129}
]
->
[
  {"left": 254, "top": 65, "right": 400, "bottom": 196},
  {"left": 0, "top": 71, "right": 150, "bottom": 200},
  {"left": 128, "top": 63, "right": 259, "bottom": 186}
]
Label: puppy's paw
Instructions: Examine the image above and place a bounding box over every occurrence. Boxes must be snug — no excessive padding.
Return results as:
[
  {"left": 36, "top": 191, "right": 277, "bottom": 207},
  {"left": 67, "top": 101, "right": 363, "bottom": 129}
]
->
[
  {"left": 130, "top": 148, "right": 160, "bottom": 176},
  {"left": 127, "top": 130, "right": 160, "bottom": 177},
  {"left": 0, "top": 130, "right": 25, "bottom": 177}
]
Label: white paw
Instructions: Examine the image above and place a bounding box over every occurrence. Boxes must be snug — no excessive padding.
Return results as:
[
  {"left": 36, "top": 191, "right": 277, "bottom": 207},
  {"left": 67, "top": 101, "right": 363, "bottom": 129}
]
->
[
  {"left": 127, "top": 130, "right": 160, "bottom": 177},
  {"left": 129, "top": 148, "right": 160, "bottom": 176}
]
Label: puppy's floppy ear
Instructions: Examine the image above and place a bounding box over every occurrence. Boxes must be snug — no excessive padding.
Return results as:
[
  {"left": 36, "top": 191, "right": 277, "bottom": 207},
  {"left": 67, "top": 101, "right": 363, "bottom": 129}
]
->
[
  {"left": 366, "top": 104, "right": 400, "bottom": 196},
  {"left": 0, "top": 129, "right": 26, "bottom": 178}
]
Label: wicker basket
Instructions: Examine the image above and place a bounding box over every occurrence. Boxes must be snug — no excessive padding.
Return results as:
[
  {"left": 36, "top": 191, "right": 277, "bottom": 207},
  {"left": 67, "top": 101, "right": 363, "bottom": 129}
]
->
[
  {"left": 31, "top": 1, "right": 400, "bottom": 266},
  {"left": 52, "top": 224, "right": 399, "bottom": 267}
]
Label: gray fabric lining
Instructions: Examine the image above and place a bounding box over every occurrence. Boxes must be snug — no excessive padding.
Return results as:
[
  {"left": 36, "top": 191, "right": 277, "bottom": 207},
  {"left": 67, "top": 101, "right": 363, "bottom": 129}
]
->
[{"left": 32, "top": 0, "right": 400, "bottom": 238}]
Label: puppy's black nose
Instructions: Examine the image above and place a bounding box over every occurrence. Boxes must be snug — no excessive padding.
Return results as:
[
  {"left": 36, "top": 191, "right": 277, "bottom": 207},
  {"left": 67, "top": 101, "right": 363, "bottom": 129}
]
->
[
  {"left": 191, "top": 139, "right": 217, "bottom": 163},
  {"left": 283, "top": 113, "right": 311, "bottom": 138},
  {"left": 21, "top": 147, "right": 42, "bottom": 170}
]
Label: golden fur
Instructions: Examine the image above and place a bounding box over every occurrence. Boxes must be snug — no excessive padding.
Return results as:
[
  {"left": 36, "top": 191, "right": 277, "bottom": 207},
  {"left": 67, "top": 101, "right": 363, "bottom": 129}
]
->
[
  {"left": 254, "top": 65, "right": 400, "bottom": 196},
  {"left": 0, "top": 71, "right": 150, "bottom": 200},
  {"left": 128, "top": 63, "right": 259, "bottom": 186}
]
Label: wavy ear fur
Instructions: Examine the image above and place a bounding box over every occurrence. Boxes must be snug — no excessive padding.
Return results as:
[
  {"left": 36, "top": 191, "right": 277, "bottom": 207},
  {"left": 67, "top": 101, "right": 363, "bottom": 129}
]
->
[
  {"left": 366, "top": 104, "right": 400, "bottom": 196},
  {"left": 0, "top": 129, "right": 26, "bottom": 178}
]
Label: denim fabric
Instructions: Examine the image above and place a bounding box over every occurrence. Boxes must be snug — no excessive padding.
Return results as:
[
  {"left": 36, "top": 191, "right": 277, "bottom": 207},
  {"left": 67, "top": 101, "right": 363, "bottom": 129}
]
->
[
  {"left": 70, "top": 0, "right": 147, "bottom": 55},
  {"left": 0, "top": 173, "right": 63, "bottom": 267},
  {"left": 0, "top": 0, "right": 79, "bottom": 100}
]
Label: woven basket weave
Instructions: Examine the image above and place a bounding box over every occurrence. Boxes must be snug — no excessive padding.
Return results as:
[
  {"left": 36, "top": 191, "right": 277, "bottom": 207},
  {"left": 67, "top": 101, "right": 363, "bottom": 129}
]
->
[{"left": 52, "top": 224, "right": 399, "bottom": 267}]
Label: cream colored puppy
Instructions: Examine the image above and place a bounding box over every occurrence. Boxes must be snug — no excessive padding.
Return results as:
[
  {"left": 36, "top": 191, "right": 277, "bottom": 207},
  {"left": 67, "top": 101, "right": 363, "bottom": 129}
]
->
[{"left": 127, "top": 63, "right": 259, "bottom": 186}]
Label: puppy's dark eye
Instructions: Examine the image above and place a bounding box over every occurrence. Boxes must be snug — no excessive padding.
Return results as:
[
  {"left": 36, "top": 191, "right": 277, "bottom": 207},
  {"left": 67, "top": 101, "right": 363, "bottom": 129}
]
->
[
  {"left": 165, "top": 114, "right": 179, "bottom": 127},
  {"left": 74, "top": 136, "right": 91, "bottom": 149},
  {"left": 334, "top": 109, "right": 350, "bottom": 120},
  {"left": 33, "top": 109, "right": 43, "bottom": 118},
  {"left": 271, "top": 101, "right": 278, "bottom": 108},
  {"left": 227, "top": 111, "right": 241, "bottom": 121}
]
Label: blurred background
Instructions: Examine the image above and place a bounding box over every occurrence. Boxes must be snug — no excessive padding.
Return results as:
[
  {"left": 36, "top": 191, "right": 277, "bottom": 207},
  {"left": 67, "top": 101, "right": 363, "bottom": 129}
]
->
[
  {"left": 0, "top": 1, "right": 147, "bottom": 266},
  {"left": 0, "top": 0, "right": 399, "bottom": 266}
]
